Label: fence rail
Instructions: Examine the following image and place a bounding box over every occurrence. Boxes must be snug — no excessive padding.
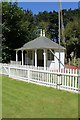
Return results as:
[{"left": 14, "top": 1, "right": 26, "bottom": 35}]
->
[{"left": 0, "top": 63, "right": 79, "bottom": 93}]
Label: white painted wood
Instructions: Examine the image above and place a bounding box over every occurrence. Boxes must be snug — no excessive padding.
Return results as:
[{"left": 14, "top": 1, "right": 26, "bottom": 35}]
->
[
  {"left": 9, "top": 66, "right": 10, "bottom": 77},
  {"left": 67, "top": 69, "right": 69, "bottom": 87},
  {"left": 32, "top": 50, "right": 34, "bottom": 65},
  {"left": 28, "top": 69, "right": 30, "bottom": 83},
  {"left": 40, "top": 29, "right": 43, "bottom": 36},
  {"left": 72, "top": 69, "right": 75, "bottom": 88},
  {"left": 43, "top": 30, "right": 45, "bottom": 37},
  {"left": 75, "top": 69, "right": 78, "bottom": 88},
  {"left": 1, "top": 63, "right": 78, "bottom": 93},
  {"left": 21, "top": 50, "right": 24, "bottom": 66},
  {"left": 16, "top": 50, "right": 18, "bottom": 62},
  {"left": 47, "top": 50, "right": 65, "bottom": 70},
  {"left": 64, "top": 68, "right": 67, "bottom": 87},
  {"left": 43, "top": 49, "right": 46, "bottom": 70},
  {"left": 35, "top": 49, "right": 37, "bottom": 67},
  {"left": 70, "top": 69, "right": 72, "bottom": 88}
]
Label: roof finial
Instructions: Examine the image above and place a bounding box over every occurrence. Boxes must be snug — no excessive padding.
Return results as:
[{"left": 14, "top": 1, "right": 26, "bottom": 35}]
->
[
  {"left": 40, "top": 29, "right": 43, "bottom": 36},
  {"left": 40, "top": 29, "right": 45, "bottom": 37},
  {"left": 43, "top": 29, "right": 45, "bottom": 37}
]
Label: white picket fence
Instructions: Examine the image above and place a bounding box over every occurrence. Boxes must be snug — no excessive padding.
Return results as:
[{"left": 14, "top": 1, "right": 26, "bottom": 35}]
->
[{"left": 0, "top": 63, "right": 79, "bottom": 93}]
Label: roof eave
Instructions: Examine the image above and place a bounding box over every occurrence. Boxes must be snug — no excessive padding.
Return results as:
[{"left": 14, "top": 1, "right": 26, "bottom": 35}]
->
[{"left": 15, "top": 47, "right": 65, "bottom": 51}]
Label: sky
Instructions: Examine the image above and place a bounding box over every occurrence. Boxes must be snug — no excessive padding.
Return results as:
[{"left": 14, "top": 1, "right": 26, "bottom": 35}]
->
[{"left": 18, "top": 2, "right": 78, "bottom": 14}]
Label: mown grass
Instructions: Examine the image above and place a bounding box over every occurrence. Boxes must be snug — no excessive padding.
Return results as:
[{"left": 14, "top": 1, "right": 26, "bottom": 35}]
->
[
  {"left": 2, "top": 75, "right": 78, "bottom": 118},
  {"left": 0, "top": 75, "right": 2, "bottom": 119}
]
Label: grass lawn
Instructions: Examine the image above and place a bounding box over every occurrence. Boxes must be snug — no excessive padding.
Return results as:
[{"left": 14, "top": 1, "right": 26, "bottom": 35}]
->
[{"left": 1, "top": 75, "right": 78, "bottom": 118}]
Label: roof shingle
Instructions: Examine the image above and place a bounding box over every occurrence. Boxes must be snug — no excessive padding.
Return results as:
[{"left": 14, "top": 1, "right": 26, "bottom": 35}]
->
[{"left": 16, "top": 36, "right": 65, "bottom": 50}]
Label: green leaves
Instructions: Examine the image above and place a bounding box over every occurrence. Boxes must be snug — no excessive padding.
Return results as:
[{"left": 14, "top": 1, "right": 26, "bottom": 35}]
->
[
  {"left": 65, "top": 17, "right": 80, "bottom": 61},
  {"left": 2, "top": 2, "right": 36, "bottom": 63},
  {"left": 2, "top": 2, "right": 80, "bottom": 63}
]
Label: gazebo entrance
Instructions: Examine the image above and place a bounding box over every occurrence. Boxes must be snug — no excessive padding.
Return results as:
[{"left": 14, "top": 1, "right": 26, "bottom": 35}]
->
[
  {"left": 37, "top": 49, "right": 44, "bottom": 67},
  {"left": 24, "top": 49, "right": 44, "bottom": 67}
]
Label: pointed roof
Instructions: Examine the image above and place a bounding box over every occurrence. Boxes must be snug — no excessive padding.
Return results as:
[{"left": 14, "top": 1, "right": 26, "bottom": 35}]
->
[{"left": 16, "top": 36, "right": 65, "bottom": 50}]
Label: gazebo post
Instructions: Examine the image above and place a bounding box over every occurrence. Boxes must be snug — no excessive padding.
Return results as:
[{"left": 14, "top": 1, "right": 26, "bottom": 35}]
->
[
  {"left": 21, "top": 50, "right": 24, "bottom": 65},
  {"left": 32, "top": 50, "right": 34, "bottom": 65},
  {"left": 16, "top": 50, "right": 18, "bottom": 62},
  {"left": 35, "top": 49, "right": 37, "bottom": 67},
  {"left": 44, "top": 49, "right": 46, "bottom": 70}
]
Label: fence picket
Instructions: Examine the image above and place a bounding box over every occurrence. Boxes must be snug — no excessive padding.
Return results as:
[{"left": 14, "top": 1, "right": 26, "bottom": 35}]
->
[
  {"left": 75, "top": 69, "right": 78, "bottom": 88},
  {"left": 64, "top": 69, "right": 67, "bottom": 87},
  {"left": 73, "top": 69, "right": 75, "bottom": 88},
  {"left": 28, "top": 69, "right": 30, "bottom": 83},
  {"left": 70, "top": 69, "right": 72, "bottom": 88}
]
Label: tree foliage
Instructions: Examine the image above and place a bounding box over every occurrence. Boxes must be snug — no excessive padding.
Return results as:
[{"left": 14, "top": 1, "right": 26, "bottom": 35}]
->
[
  {"left": 65, "top": 18, "right": 80, "bottom": 60},
  {"left": 2, "top": 2, "right": 36, "bottom": 63},
  {"left": 2, "top": 2, "right": 80, "bottom": 64}
]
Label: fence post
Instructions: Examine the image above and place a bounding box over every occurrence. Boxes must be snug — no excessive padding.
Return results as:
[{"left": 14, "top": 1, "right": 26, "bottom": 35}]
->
[
  {"left": 78, "top": 58, "right": 80, "bottom": 92},
  {"left": 0, "top": 63, "right": 2, "bottom": 74},
  {"left": 9, "top": 66, "right": 10, "bottom": 77},
  {"left": 78, "top": 70, "right": 80, "bottom": 93},
  {"left": 28, "top": 69, "right": 30, "bottom": 83}
]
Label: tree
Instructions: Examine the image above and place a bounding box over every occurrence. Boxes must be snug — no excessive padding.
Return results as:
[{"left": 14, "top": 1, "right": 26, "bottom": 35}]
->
[
  {"left": 34, "top": 11, "right": 50, "bottom": 37},
  {"left": 2, "top": 2, "right": 24, "bottom": 62},
  {"left": 2, "top": 2, "right": 80, "bottom": 65},
  {"left": 35, "top": 11, "right": 58, "bottom": 42},
  {"left": 21, "top": 9, "right": 37, "bottom": 42},
  {"left": 2, "top": 2, "right": 36, "bottom": 63},
  {"left": 64, "top": 18, "right": 80, "bottom": 64}
]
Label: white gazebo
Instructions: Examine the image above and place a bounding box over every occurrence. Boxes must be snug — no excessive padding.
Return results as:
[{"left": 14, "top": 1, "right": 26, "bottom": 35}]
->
[{"left": 15, "top": 31, "right": 65, "bottom": 70}]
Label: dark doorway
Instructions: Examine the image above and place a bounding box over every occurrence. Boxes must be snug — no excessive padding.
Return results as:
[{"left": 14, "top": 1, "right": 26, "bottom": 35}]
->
[{"left": 37, "top": 49, "right": 44, "bottom": 67}]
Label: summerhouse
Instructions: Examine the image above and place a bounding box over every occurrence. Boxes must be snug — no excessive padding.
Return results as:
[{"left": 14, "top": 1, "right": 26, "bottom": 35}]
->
[{"left": 15, "top": 31, "right": 65, "bottom": 70}]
